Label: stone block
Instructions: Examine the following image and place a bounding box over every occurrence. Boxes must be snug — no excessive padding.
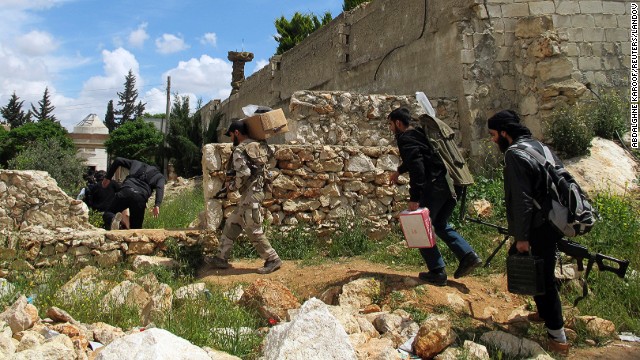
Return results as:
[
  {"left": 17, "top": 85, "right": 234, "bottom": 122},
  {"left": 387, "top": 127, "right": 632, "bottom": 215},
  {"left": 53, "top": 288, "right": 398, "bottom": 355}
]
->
[
  {"left": 504, "top": 31, "right": 516, "bottom": 46},
  {"left": 582, "top": 28, "right": 605, "bottom": 42},
  {"left": 461, "top": 50, "right": 476, "bottom": 64},
  {"left": 563, "top": 43, "right": 579, "bottom": 57},
  {"left": 572, "top": 14, "right": 596, "bottom": 28},
  {"left": 537, "top": 57, "right": 574, "bottom": 82},
  {"left": 567, "top": 28, "right": 584, "bottom": 42},
  {"left": 618, "top": 15, "right": 631, "bottom": 28},
  {"left": 594, "top": 14, "right": 619, "bottom": 28},
  {"left": 515, "top": 16, "right": 554, "bottom": 38},
  {"left": 556, "top": 1, "right": 580, "bottom": 15},
  {"left": 552, "top": 14, "right": 572, "bottom": 28},
  {"left": 503, "top": 17, "right": 518, "bottom": 32},
  {"left": 487, "top": 4, "right": 502, "bottom": 18},
  {"left": 578, "top": 57, "right": 602, "bottom": 71},
  {"left": 605, "top": 28, "right": 631, "bottom": 42},
  {"left": 622, "top": 41, "right": 631, "bottom": 55},
  {"left": 496, "top": 46, "right": 512, "bottom": 61},
  {"left": 500, "top": 75, "right": 516, "bottom": 91},
  {"left": 502, "top": 3, "right": 530, "bottom": 17},
  {"left": 603, "top": 1, "right": 626, "bottom": 15},
  {"left": 579, "top": 1, "right": 603, "bottom": 14},
  {"left": 529, "top": 1, "right": 555, "bottom": 15}
]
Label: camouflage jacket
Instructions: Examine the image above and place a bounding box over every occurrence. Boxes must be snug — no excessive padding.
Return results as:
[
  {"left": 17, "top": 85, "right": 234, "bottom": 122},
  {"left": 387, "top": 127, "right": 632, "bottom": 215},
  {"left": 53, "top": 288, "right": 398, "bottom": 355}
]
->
[{"left": 230, "top": 139, "right": 272, "bottom": 194}]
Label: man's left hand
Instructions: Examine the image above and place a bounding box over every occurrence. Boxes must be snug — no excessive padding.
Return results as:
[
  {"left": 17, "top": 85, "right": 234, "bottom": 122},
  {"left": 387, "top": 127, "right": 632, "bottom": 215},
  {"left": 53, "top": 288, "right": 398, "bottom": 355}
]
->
[
  {"left": 408, "top": 201, "right": 419, "bottom": 211},
  {"left": 151, "top": 206, "right": 160, "bottom": 218},
  {"left": 515, "top": 240, "right": 530, "bottom": 253}
]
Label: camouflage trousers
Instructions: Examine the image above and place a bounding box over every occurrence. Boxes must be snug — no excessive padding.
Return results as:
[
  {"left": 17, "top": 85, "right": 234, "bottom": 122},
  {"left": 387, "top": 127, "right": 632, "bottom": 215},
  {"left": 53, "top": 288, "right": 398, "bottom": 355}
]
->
[{"left": 217, "top": 191, "right": 278, "bottom": 261}]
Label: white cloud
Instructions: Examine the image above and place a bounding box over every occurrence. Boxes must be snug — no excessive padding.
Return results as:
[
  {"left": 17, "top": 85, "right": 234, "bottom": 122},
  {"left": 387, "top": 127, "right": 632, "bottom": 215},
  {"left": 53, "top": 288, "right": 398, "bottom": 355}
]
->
[
  {"left": 163, "top": 55, "right": 231, "bottom": 100},
  {"left": 155, "top": 33, "right": 189, "bottom": 54},
  {"left": 251, "top": 59, "right": 269, "bottom": 74},
  {"left": 16, "top": 30, "right": 58, "bottom": 56},
  {"left": 128, "top": 22, "right": 149, "bottom": 48},
  {"left": 200, "top": 32, "right": 217, "bottom": 47}
]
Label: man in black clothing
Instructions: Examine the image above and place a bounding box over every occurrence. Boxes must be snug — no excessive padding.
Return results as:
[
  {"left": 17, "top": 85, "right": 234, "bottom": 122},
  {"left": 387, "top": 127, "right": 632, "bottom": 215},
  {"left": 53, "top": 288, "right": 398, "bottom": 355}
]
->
[
  {"left": 487, "top": 110, "right": 569, "bottom": 355},
  {"left": 388, "top": 107, "right": 481, "bottom": 286},
  {"left": 102, "top": 158, "right": 165, "bottom": 230}
]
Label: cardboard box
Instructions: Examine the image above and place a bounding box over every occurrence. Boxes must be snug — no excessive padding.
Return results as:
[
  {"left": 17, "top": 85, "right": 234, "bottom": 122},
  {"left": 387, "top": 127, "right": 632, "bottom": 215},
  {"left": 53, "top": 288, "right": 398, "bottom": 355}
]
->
[
  {"left": 399, "top": 208, "right": 436, "bottom": 248},
  {"left": 244, "top": 108, "right": 289, "bottom": 140}
]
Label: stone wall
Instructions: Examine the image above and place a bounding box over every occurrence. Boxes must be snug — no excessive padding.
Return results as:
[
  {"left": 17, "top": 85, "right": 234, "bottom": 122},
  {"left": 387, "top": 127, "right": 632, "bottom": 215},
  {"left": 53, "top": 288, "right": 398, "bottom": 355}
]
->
[
  {"left": 208, "top": 0, "right": 631, "bottom": 160},
  {"left": 0, "top": 170, "right": 216, "bottom": 269},
  {"left": 203, "top": 143, "right": 409, "bottom": 236},
  {"left": 286, "top": 91, "right": 460, "bottom": 147}
]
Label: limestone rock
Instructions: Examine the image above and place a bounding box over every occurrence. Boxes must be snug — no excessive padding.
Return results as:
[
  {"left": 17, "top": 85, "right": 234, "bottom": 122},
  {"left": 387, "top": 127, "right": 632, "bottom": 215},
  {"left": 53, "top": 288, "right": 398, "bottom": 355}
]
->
[
  {"left": 480, "top": 330, "right": 546, "bottom": 358},
  {"left": 338, "top": 278, "right": 381, "bottom": 311},
  {"left": 130, "top": 256, "right": 178, "bottom": 270},
  {"left": 95, "top": 328, "right": 210, "bottom": 360},
  {"left": 0, "top": 296, "right": 36, "bottom": 334},
  {"left": 412, "top": 314, "right": 455, "bottom": 359},
  {"left": 240, "top": 279, "right": 300, "bottom": 322}
]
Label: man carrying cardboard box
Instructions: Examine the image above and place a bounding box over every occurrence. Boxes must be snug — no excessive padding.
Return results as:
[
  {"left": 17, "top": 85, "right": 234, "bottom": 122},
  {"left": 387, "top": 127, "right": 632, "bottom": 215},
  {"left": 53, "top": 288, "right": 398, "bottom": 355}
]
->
[{"left": 206, "top": 119, "right": 283, "bottom": 274}]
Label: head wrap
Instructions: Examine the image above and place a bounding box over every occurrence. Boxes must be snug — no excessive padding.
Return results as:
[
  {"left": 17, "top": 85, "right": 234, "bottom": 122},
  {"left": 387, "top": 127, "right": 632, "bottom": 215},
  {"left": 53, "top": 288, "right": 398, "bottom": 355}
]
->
[{"left": 487, "top": 110, "right": 532, "bottom": 139}]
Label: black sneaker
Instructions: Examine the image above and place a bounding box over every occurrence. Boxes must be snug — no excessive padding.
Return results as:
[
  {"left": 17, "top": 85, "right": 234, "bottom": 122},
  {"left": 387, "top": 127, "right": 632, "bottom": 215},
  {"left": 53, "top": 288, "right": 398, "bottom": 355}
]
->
[
  {"left": 418, "top": 271, "right": 447, "bottom": 286},
  {"left": 206, "top": 256, "right": 230, "bottom": 269},
  {"left": 454, "top": 252, "right": 482, "bottom": 279},
  {"left": 257, "top": 258, "right": 282, "bottom": 274}
]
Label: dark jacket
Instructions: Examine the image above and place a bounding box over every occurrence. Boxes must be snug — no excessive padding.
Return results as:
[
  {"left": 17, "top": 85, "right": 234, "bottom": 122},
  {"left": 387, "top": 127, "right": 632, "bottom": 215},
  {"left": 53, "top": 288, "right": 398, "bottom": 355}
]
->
[
  {"left": 85, "top": 181, "right": 121, "bottom": 212},
  {"left": 396, "top": 127, "right": 448, "bottom": 203},
  {"left": 106, "top": 158, "right": 166, "bottom": 207},
  {"left": 504, "top": 136, "right": 562, "bottom": 241}
]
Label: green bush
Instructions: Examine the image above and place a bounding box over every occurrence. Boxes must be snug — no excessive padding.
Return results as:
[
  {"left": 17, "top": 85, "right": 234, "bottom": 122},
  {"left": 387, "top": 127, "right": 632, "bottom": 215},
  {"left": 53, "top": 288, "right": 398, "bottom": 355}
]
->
[
  {"left": 590, "top": 90, "right": 629, "bottom": 140},
  {"left": 547, "top": 104, "right": 594, "bottom": 157},
  {"left": 8, "top": 137, "right": 85, "bottom": 196}
]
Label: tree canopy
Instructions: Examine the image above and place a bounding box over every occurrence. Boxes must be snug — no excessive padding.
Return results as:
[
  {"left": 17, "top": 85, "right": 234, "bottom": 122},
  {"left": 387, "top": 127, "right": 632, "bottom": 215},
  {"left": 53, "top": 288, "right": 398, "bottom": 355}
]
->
[
  {"left": 1, "top": 92, "right": 32, "bottom": 129},
  {"left": 274, "top": 12, "right": 332, "bottom": 55},
  {"left": 30, "top": 87, "right": 57, "bottom": 122},
  {"left": 0, "top": 120, "right": 74, "bottom": 167},
  {"left": 165, "top": 95, "right": 203, "bottom": 177},
  {"left": 115, "top": 70, "right": 145, "bottom": 127},
  {"left": 104, "top": 100, "right": 116, "bottom": 133},
  {"left": 8, "top": 137, "right": 85, "bottom": 196},
  {"left": 104, "top": 118, "right": 162, "bottom": 166}
]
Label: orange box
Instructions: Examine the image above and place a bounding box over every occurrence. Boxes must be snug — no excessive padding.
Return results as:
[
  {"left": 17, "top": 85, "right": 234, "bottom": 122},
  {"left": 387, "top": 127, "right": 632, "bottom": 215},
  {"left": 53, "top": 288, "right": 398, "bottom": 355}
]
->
[
  {"left": 244, "top": 108, "right": 289, "bottom": 140},
  {"left": 399, "top": 208, "right": 436, "bottom": 248}
]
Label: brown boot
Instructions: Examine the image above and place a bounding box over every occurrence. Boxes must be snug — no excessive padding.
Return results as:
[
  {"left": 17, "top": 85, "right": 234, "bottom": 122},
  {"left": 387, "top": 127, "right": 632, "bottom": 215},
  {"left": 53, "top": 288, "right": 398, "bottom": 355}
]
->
[{"left": 546, "top": 337, "right": 570, "bottom": 357}]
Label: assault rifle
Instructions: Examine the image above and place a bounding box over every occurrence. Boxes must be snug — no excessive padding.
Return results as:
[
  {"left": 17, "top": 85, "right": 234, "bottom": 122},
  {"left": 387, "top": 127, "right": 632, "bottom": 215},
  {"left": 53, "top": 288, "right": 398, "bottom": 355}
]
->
[
  {"left": 465, "top": 217, "right": 629, "bottom": 306},
  {"left": 213, "top": 169, "right": 236, "bottom": 199}
]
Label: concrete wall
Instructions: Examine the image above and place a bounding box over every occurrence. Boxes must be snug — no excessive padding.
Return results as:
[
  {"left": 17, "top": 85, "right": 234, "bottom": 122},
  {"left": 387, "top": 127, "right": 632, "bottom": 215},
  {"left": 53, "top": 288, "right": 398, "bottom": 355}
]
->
[{"left": 208, "top": 0, "right": 631, "bottom": 158}]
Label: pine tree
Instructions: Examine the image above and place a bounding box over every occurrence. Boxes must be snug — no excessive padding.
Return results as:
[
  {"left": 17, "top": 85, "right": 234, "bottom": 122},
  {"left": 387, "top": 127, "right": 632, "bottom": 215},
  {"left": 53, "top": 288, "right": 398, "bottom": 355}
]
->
[
  {"left": 116, "top": 70, "right": 140, "bottom": 124},
  {"left": 274, "top": 12, "right": 332, "bottom": 55},
  {"left": 104, "top": 100, "right": 116, "bottom": 133},
  {"left": 30, "top": 87, "right": 57, "bottom": 122},
  {"left": 134, "top": 100, "right": 146, "bottom": 120},
  {"left": 1, "top": 92, "right": 32, "bottom": 129}
]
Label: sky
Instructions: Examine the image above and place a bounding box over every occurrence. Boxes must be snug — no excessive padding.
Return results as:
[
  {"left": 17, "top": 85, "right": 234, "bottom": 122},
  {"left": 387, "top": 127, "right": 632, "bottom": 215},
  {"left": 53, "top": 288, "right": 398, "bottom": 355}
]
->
[{"left": 0, "top": 0, "right": 343, "bottom": 131}]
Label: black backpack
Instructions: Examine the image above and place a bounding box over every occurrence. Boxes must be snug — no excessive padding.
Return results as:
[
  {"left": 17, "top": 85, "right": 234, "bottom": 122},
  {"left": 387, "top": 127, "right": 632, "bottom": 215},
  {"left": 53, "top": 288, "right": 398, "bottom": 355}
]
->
[{"left": 509, "top": 142, "right": 597, "bottom": 237}]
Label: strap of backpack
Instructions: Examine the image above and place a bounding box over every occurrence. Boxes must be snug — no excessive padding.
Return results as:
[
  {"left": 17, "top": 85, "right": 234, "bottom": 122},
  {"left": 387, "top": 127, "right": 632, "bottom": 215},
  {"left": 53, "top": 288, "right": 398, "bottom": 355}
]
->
[{"left": 510, "top": 142, "right": 555, "bottom": 167}]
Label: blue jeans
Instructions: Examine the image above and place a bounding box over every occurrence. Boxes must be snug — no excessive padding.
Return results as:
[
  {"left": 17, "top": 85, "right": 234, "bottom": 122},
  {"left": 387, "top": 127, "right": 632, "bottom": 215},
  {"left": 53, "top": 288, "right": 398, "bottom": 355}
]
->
[{"left": 418, "top": 177, "right": 474, "bottom": 271}]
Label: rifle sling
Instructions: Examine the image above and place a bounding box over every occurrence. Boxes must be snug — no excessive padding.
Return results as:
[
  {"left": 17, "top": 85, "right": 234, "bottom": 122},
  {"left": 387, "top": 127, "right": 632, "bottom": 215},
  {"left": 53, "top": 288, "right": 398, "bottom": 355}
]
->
[{"left": 573, "top": 257, "right": 595, "bottom": 307}]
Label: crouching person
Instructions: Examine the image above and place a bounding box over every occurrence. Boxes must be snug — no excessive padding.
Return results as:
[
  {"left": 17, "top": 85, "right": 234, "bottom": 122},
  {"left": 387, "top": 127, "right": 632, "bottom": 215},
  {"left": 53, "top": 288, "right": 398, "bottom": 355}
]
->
[{"left": 206, "top": 120, "right": 282, "bottom": 275}]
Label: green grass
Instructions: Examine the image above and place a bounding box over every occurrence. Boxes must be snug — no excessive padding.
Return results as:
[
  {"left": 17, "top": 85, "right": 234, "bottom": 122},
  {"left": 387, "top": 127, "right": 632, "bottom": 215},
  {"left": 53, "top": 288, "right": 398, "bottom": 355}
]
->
[{"left": 143, "top": 184, "right": 205, "bottom": 229}]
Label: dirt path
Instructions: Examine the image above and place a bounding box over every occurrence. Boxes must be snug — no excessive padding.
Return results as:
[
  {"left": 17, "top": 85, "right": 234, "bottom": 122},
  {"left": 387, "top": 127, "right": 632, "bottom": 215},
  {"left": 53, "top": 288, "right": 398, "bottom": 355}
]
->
[{"left": 197, "top": 258, "right": 640, "bottom": 359}]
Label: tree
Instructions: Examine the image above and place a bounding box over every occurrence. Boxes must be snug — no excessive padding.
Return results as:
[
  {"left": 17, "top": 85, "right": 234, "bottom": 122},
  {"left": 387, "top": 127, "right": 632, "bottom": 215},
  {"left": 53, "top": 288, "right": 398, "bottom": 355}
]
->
[
  {"left": 343, "top": 0, "right": 371, "bottom": 11},
  {"left": 0, "top": 120, "right": 74, "bottom": 167},
  {"left": 1, "top": 92, "right": 32, "bottom": 129},
  {"left": 165, "top": 94, "right": 203, "bottom": 177},
  {"left": 274, "top": 12, "right": 332, "bottom": 55},
  {"left": 30, "top": 87, "right": 57, "bottom": 122},
  {"left": 105, "top": 118, "right": 163, "bottom": 166},
  {"left": 104, "top": 100, "right": 116, "bottom": 133},
  {"left": 135, "top": 100, "right": 146, "bottom": 120},
  {"left": 8, "top": 137, "right": 85, "bottom": 196},
  {"left": 116, "top": 70, "right": 143, "bottom": 125}
]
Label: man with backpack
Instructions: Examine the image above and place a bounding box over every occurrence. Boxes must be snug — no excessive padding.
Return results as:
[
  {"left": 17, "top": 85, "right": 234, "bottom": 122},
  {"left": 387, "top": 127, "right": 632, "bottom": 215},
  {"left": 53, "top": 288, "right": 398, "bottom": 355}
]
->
[
  {"left": 487, "top": 110, "right": 570, "bottom": 355},
  {"left": 206, "top": 119, "right": 283, "bottom": 275},
  {"left": 102, "top": 158, "right": 165, "bottom": 230},
  {"left": 388, "top": 107, "right": 482, "bottom": 286}
]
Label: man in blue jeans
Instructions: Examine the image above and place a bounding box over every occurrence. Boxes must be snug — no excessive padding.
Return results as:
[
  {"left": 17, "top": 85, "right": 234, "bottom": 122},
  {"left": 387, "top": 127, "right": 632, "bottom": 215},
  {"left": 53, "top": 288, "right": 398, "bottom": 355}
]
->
[{"left": 388, "top": 107, "right": 481, "bottom": 286}]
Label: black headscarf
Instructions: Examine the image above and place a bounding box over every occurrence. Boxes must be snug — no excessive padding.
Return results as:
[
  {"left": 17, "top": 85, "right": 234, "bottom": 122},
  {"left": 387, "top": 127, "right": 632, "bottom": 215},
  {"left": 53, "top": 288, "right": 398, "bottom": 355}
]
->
[{"left": 487, "top": 110, "right": 532, "bottom": 140}]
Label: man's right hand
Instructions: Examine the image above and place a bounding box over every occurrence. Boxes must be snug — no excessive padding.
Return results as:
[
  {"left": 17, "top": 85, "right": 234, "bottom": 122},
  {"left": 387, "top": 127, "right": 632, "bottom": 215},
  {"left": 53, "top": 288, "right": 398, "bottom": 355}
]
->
[
  {"left": 102, "top": 178, "right": 111, "bottom": 188},
  {"left": 516, "top": 240, "right": 530, "bottom": 253}
]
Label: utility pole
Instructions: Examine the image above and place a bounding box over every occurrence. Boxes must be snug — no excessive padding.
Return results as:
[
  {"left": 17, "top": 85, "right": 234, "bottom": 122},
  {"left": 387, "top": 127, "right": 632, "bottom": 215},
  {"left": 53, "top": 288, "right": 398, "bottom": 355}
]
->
[{"left": 162, "top": 76, "right": 171, "bottom": 176}]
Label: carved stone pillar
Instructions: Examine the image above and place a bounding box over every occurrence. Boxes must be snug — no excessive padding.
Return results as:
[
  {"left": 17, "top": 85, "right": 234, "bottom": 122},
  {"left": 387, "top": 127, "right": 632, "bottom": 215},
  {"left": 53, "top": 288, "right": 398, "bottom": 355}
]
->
[{"left": 228, "top": 51, "right": 254, "bottom": 95}]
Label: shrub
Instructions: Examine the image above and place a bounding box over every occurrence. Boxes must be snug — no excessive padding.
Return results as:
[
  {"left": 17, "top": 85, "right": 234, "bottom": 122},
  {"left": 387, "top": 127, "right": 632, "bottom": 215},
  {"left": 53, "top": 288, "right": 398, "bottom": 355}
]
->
[
  {"left": 8, "top": 137, "right": 85, "bottom": 196},
  {"left": 327, "top": 218, "right": 372, "bottom": 258},
  {"left": 547, "top": 103, "right": 594, "bottom": 157},
  {"left": 590, "top": 90, "right": 629, "bottom": 140}
]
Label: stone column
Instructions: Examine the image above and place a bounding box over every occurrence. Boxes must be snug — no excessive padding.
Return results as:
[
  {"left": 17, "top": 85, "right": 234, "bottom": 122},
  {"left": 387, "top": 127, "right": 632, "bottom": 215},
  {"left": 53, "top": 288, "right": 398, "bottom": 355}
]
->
[{"left": 228, "top": 51, "right": 254, "bottom": 95}]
